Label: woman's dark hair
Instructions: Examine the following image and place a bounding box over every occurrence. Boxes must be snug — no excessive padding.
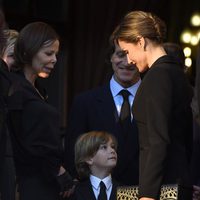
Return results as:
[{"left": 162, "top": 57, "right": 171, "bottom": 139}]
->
[
  {"left": 111, "top": 10, "right": 166, "bottom": 45},
  {"left": 13, "top": 21, "right": 59, "bottom": 70}
]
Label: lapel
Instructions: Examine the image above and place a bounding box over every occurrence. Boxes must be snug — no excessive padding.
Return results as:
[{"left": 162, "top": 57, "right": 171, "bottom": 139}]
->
[
  {"left": 93, "top": 84, "right": 119, "bottom": 128},
  {"left": 78, "top": 180, "right": 96, "bottom": 200}
]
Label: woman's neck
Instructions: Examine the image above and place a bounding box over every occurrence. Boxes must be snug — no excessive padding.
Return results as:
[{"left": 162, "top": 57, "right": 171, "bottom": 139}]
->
[
  {"left": 147, "top": 44, "right": 166, "bottom": 68},
  {"left": 23, "top": 67, "right": 37, "bottom": 86}
]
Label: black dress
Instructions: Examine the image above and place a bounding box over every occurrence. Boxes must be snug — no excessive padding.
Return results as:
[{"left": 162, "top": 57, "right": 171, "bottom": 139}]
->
[{"left": 7, "top": 71, "right": 63, "bottom": 200}]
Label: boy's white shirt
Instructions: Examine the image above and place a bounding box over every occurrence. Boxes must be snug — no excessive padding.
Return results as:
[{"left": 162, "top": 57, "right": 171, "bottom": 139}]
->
[{"left": 90, "top": 174, "right": 112, "bottom": 199}]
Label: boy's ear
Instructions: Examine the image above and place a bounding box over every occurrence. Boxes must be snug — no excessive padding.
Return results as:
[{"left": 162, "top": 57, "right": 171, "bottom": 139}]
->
[{"left": 85, "top": 157, "right": 93, "bottom": 165}]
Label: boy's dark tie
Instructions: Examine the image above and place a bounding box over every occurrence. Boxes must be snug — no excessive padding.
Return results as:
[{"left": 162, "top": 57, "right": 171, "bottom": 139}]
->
[{"left": 98, "top": 181, "right": 107, "bottom": 200}]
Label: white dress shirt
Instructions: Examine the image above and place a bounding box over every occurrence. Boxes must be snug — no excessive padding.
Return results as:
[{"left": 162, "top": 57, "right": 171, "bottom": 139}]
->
[
  {"left": 90, "top": 174, "right": 112, "bottom": 200},
  {"left": 110, "top": 76, "right": 141, "bottom": 120}
]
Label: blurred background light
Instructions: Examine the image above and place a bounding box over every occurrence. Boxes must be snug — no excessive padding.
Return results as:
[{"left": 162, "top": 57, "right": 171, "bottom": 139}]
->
[{"left": 183, "top": 47, "right": 192, "bottom": 57}]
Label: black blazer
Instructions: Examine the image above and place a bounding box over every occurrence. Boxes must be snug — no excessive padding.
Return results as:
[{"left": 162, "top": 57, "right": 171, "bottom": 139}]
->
[
  {"left": 133, "top": 55, "right": 193, "bottom": 199},
  {"left": 6, "top": 72, "right": 63, "bottom": 181},
  {"left": 64, "top": 84, "right": 139, "bottom": 185},
  {"left": 71, "top": 179, "right": 120, "bottom": 200}
]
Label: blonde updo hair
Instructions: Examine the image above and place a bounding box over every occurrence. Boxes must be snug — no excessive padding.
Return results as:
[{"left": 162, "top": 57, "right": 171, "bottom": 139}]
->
[
  {"left": 2, "top": 29, "right": 19, "bottom": 55},
  {"left": 111, "top": 10, "right": 166, "bottom": 44}
]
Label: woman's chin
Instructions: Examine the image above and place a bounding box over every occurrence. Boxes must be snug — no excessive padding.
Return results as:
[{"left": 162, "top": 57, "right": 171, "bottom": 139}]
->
[{"left": 38, "top": 72, "right": 50, "bottom": 78}]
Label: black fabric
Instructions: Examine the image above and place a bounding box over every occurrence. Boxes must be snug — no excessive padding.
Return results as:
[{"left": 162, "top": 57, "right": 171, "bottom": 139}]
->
[
  {"left": 0, "top": 60, "right": 16, "bottom": 200},
  {"left": 0, "top": 156, "right": 16, "bottom": 200},
  {"left": 18, "top": 175, "right": 60, "bottom": 200},
  {"left": 70, "top": 178, "right": 121, "bottom": 200},
  {"left": 119, "top": 90, "right": 131, "bottom": 122},
  {"left": 98, "top": 181, "right": 107, "bottom": 200},
  {"left": 7, "top": 72, "right": 63, "bottom": 180},
  {"left": 0, "top": 60, "right": 9, "bottom": 156},
  {"left": 5, "top": 71, "right": 65, "bottom": 199},
  {"left": 133, "top": 55, "right": 193, "bottom": 199}
]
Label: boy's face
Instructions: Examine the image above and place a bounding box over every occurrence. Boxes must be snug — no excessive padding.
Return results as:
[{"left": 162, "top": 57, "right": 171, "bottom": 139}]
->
[{"left": 87, "top": 138, "right": 117, "bottom": 173}]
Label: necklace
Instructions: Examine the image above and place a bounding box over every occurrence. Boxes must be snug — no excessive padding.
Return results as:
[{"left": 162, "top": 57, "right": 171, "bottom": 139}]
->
[{"left": 34, "top": 87, "right": 45, "bottom": 100}]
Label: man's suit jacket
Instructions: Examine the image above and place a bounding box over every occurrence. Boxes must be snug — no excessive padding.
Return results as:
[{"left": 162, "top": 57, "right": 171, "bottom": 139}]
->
[
  {"left": 64, "top": 84, "right": 139, "bottom": 185},
  {"left": 71, "top": 179, "right": 120, "bottom": 200},
  {"left": 133, "top": 55, "right": 193, "bottom": 199}
]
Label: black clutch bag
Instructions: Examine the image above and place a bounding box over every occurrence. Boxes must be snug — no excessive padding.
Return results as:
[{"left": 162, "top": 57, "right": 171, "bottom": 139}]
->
[{"left": 117, "top": 184, "right": 192, "bottom": 200}]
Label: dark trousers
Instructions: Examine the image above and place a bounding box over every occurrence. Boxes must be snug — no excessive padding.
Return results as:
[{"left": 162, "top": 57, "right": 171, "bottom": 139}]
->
[{"left": 18, "top": 175, "right": 60, "bottom": 200}]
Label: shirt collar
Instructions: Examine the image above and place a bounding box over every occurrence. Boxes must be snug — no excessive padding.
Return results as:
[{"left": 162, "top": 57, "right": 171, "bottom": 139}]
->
[
  {"left": 90, "top": 174, "right": 112, "bottom": 190},
  {"left": 110, "top": 75, "right": 141, "bottom": 97}
]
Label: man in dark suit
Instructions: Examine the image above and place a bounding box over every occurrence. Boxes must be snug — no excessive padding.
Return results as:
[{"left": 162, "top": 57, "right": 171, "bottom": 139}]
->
[{"left": 64, "top": 42, "right": 141, "bottom": 186}]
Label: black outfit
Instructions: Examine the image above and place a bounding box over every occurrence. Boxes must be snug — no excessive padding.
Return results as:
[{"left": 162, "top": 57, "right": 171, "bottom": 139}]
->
[
  {"left": 7, "top": 71, "right": 63, "bottom": 200},
  {"left": 71, "top": 179, "right": 119, "bottom": 200},
  {"left": 133, "top": 55, "right": 193, "bottom": 199},
  {"left": 0, "top": 59, "right": 9, "bottom": 163},
  {"left": 64, "top": 84, "right": 139, "bottom": 185},
  {"left": 0, "top": 59, "right": 16, "bottom": 200},
  {"left": 191, "top": 46, "right": 200, "bottom": 186},
  {"left": 197, "top": 47, "right": 200, "bottom": 116}
]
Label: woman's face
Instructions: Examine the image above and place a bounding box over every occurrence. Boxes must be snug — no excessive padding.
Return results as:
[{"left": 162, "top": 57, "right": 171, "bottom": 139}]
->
[
  {"left": 118, "top": 39, "right": 148, "bottom": 73},
  {"left": 31, "top": 39, "right": 59, "bottom": 78}
]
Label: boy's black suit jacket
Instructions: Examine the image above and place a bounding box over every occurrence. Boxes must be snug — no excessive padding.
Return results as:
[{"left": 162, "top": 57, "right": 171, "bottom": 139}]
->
[{"left": 71, "top": 179, "right": 120, "bottom": 200}]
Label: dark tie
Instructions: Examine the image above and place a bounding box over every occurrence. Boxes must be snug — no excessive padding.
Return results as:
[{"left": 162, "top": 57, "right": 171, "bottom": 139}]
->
[
  {"left": 98, "top": 181, "right": 107, "bottom": 200},
  {"left": 119, "top": 89, "right": 131, "bottom": 122}
]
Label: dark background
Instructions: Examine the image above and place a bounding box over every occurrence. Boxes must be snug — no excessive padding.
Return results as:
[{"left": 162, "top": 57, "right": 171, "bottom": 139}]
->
[{"left": 0, "top": 0, "right": 199, "bottom": 127}]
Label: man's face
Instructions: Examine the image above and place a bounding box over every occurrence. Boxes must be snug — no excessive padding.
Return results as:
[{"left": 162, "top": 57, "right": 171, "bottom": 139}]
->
[{"left": 111, "top": 42, "right": 140, "bottom": 87}]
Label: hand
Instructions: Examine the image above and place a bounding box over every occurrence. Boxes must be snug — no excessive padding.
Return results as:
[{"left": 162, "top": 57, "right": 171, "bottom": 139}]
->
[
  {"left": 193, "top": 185, "right": 200, "bottom": 200},
  {"left": 56, "top": 170, "right": 74, "bottom": 195},
  {"left": 58, "top": 166, "right": 66, "bottom": 176},
  {"left": 60, "top": 184, "right": 76, "bottom": 198},
  {"left": 59, "top": 177, "right": 79, "bottom": 199}
]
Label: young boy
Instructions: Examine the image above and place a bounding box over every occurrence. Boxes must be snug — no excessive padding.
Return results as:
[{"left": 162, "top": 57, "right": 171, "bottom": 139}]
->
[{"left": 72, "top": 131, "right": 119, "bottom": 200}]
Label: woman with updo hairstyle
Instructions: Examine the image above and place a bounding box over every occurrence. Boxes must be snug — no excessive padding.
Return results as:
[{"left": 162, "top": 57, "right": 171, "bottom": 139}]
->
[{"left": 112, "top": 11, "right": 193, "bottom": 200}]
